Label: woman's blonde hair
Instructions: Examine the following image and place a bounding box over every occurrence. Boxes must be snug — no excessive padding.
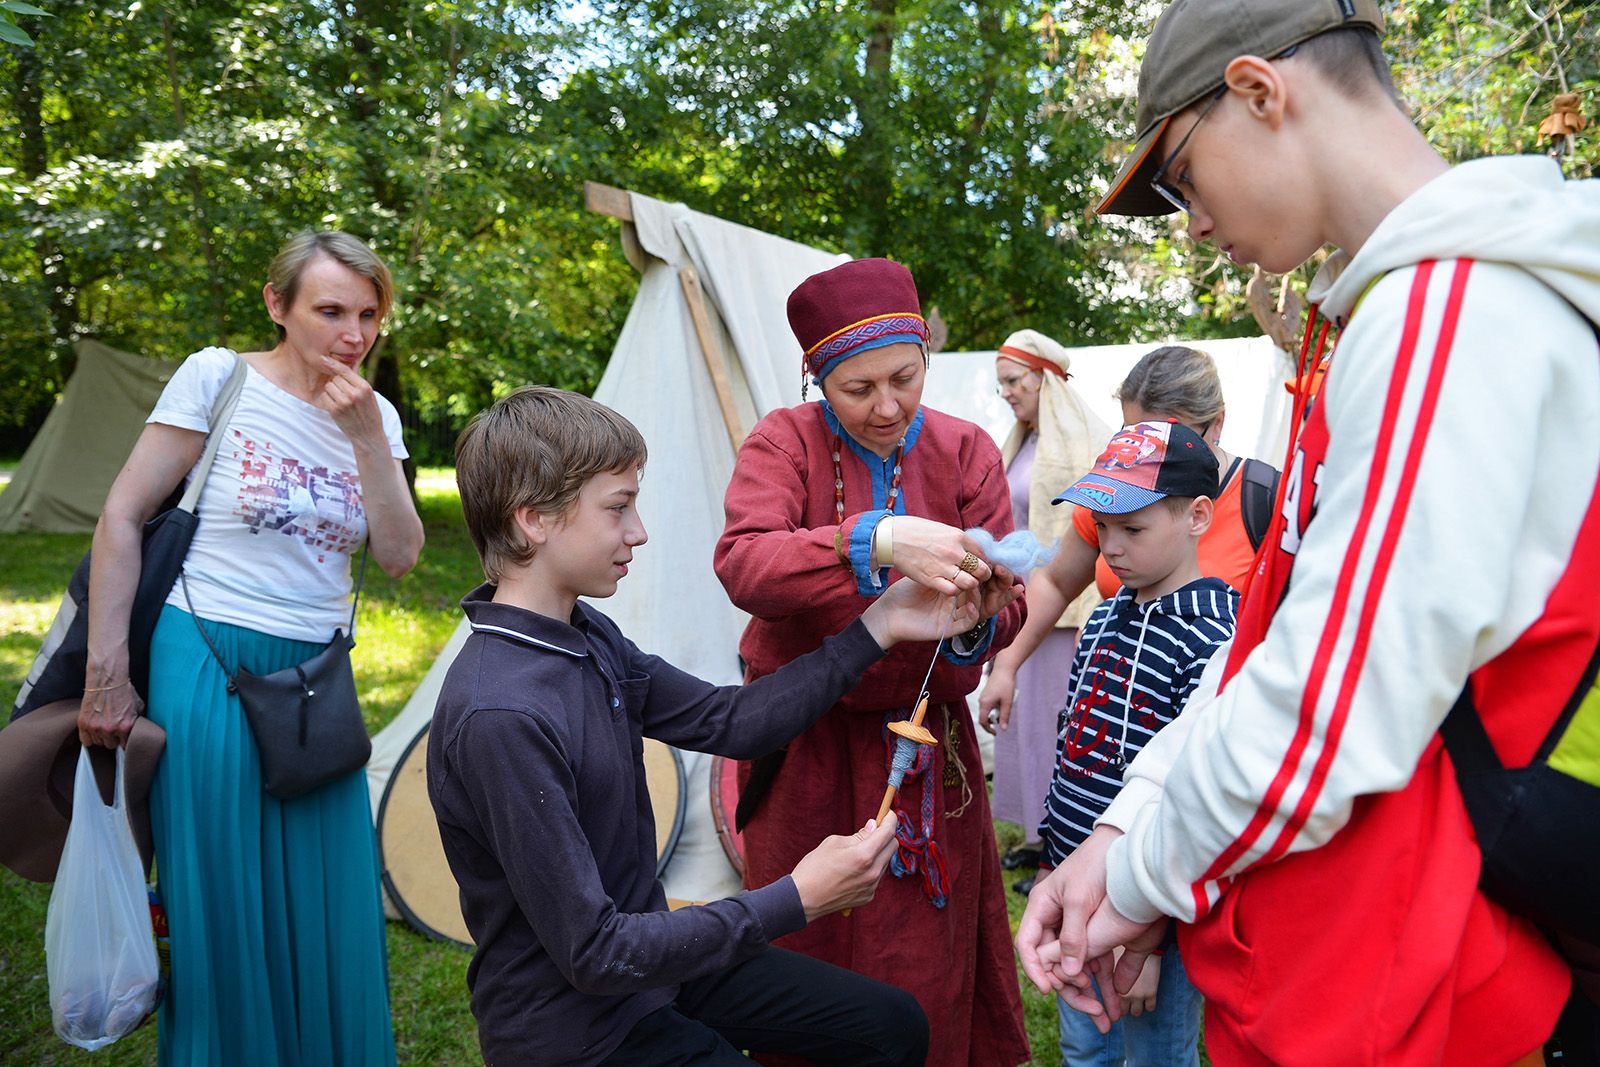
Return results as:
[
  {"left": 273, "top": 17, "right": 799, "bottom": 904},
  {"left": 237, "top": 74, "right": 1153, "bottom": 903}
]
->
[
  {"left": 1115, "top": 345, "right": 1225, "bottom": 433},
  {"left": 266, "top": 231, "right": 394, "bottom": 341}
]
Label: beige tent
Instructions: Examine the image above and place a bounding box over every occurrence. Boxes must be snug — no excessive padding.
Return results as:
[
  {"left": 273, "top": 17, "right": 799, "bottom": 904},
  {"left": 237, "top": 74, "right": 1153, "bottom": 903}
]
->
[{"left": 0, "top": 341, "right": 179, "bottom": 533}]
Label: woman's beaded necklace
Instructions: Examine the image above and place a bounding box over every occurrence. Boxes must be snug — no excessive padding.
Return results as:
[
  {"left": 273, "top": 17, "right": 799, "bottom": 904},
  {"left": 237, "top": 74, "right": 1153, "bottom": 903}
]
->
[{"left": 833, "top": 434, "right": 905, "bottom": 522}]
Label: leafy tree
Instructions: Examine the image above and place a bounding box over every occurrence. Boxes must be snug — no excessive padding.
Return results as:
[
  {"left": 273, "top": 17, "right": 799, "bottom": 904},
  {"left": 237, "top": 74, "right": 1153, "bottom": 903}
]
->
[
  {"left": 0, "top": 0, "right": 47, "bottom": 48},
  {"left": 1, "top": 0, "right": 1593, "bottom": 459}
]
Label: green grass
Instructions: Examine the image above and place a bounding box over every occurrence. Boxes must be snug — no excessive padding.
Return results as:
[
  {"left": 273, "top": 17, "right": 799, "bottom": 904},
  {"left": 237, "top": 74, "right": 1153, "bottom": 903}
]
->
[
  {"left": 0, "top": 468, "right": 1106, "bottom": 1065},
  {"left": 995, "top": 820, "right": 1066, "bottom": 1067}
]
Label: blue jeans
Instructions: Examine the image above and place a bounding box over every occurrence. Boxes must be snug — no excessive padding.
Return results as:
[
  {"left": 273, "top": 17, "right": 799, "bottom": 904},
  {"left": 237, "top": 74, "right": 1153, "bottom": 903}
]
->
[{"left": 1057, "top": 941, "right": 1202, "bottom": 1067}]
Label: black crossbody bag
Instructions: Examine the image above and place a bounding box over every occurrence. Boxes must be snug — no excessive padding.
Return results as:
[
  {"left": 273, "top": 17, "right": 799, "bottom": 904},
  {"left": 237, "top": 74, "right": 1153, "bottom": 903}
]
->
[{"left": 181, "top": 551, "right": 372, "bottom": 799}]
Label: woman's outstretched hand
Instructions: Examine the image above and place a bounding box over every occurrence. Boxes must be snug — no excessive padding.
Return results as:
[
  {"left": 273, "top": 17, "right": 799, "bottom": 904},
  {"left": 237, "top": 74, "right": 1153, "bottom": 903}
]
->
[{"left": 887, "top": 516, "right": 992, "bottom": 596}]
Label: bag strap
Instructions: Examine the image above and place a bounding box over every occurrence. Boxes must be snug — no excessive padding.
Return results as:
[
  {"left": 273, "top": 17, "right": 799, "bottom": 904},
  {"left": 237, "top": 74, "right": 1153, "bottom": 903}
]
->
[
  {"left": 179, "top": 569, "right": 236, "bottom": 680},
  {"left": 177, "top": 355, "right": 249, "bottom": 514},
  {"left": 1239, "top": 458, "right": 1281, "bottom": 553},
  {"left": 1442, "top": 630, "right": 1600, "bottom": 775},
  {"left": 180, "top": 543, "right": 370, "bottom": 678},
  {"left": 346, "top": 546, "right": 368, "bottom": 640},
  {"left": 1219, "top": 456, "right": 1243, "bottom": 493},
  {"left": 1438, "top": 683, "right": 1501, "bottom": 776}
]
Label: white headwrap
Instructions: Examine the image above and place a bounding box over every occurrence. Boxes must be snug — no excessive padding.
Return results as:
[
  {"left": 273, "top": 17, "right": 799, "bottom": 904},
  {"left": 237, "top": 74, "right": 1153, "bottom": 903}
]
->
[{"left": 997, "top": 329, "right": 1112, "bottom": 629}]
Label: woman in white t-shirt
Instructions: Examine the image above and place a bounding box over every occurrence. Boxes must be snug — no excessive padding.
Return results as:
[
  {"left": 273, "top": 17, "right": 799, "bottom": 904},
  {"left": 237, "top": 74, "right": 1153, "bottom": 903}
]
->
[{"left": 78, "top": 231, "right": 423, "bottom": 1066}]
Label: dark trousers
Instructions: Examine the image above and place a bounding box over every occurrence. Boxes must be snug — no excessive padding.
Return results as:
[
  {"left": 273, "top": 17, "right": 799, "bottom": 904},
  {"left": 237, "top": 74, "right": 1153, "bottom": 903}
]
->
[
  {"left": 1548, "top": 985, "right": 1599, "bottom": 1064},
  {"left": 598, "top": 947, "right": 928, "bottom": 1067}
]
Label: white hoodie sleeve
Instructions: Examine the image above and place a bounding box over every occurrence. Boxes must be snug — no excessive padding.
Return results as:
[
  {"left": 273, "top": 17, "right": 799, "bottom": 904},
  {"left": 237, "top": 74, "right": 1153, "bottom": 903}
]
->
[{"left": 1105, "top": 258, "right": 1600, "bottom": 925}]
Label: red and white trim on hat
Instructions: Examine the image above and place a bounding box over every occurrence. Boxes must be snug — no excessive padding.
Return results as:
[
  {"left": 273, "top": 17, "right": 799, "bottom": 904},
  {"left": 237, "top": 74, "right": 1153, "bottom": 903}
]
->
[{"left": 804, "top": 312, "right": 929, "bottom": 380}]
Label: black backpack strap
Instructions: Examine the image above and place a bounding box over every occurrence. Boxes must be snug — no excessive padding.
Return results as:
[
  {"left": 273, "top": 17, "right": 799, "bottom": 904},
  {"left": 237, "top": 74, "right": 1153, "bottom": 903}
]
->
[
  {"left": 1439, "top": 681, "right": 1502, "bottom": 776},
  {"left": 1239, "top": 458, "right": 1281, "bottom": 553},
  {"left": 1537, "top": 632, "right": 1600, "bottom": 762},
  {"left": 1442, "top": 631, "right": 1600, "bottom": 774}
]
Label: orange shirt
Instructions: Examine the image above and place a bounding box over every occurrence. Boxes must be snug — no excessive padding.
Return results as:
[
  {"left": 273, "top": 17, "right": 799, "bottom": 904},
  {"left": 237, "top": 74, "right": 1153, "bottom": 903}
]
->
[{"left": 1073, "top": 464, "right": 1259, "bottom": 596}]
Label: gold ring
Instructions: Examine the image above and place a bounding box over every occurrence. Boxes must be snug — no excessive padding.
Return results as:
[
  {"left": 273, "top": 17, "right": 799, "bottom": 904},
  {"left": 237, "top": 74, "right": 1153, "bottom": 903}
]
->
[{"left": 957, "top": 552, "right": 982, "bottom": 575}]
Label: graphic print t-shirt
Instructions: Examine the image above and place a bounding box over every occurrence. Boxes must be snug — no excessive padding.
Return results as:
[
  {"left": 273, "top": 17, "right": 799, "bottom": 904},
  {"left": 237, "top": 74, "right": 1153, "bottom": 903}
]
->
[{"left": 151, "top": 347, "right": 407, "bottom": 642}]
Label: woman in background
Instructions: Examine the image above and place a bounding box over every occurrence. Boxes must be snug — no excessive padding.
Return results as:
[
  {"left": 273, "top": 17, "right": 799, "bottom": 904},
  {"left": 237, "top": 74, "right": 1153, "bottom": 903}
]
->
[
  {"left": 980, "top": 346, "right": 1279, "bottom": 794},
  {"left": 979, "top": 329, "right": 1109, "bottom": 894}
]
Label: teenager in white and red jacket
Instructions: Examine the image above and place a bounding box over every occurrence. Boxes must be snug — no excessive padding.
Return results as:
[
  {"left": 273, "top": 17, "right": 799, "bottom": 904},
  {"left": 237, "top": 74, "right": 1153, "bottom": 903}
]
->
[{"left": 1015, "top": 2, "right": 1600, "bottom": 1064}]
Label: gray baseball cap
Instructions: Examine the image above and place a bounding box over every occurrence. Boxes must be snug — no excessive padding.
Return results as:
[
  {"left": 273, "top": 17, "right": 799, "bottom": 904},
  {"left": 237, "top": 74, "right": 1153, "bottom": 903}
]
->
[{"left": 1096, "top": 0, "right": 1385, "bottom": 217}]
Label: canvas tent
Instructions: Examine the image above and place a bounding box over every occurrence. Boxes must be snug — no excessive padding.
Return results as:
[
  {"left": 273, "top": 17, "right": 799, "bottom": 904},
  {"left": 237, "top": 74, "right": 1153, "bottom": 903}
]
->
[
  {"left": 0, "top": 341, "right": 179, "bottom": 533},
  {"left": 368, "top": 185, "right": 1300, "bottom": 914}
]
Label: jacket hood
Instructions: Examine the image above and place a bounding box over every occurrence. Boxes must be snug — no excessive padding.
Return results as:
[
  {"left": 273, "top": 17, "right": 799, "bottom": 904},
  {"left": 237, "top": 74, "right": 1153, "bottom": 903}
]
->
[{"left": 1308, "top": 156, "right": 1600, "bottom": 327}]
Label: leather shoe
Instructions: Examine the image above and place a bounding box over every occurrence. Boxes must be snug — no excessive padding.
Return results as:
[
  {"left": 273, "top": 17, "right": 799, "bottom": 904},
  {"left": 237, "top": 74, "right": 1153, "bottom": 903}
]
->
[
  {"left": 1012, "top": 874, "right": 1036, "bottom": 896},
  {"left": 1001, "top": 845, "right": 1042, "bottom": 870}
]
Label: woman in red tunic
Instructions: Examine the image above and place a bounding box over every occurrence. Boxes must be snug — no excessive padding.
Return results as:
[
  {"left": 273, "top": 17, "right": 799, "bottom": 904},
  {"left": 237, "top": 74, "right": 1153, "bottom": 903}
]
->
[{"left": 714, "top": 258, "right": 1031, "bottom": 1067}]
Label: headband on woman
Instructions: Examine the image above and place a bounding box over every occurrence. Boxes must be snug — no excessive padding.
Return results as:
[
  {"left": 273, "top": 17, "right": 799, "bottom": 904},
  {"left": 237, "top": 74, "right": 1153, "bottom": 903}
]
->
[
  {"left": 996, "top": 329, "right": 1071, "bottom": 380},
  {"left": 997, "top": 345, "right": 1068, "bottom": 380}
]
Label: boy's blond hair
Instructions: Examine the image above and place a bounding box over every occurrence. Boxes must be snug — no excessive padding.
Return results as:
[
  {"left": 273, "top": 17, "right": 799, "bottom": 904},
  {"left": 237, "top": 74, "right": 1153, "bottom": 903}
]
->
[{"left": 455, "top": 387, "right": 647, "bottom": 582}]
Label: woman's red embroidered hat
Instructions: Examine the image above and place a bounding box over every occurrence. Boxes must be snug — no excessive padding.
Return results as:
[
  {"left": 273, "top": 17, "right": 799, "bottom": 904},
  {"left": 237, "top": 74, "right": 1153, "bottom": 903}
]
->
[{"left": 788, "top": 258, "right": 930, "bottom": 383}]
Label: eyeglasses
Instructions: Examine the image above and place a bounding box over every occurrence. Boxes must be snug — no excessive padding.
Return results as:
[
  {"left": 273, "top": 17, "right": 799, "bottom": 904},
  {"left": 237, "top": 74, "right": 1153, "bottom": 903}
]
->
[
  {"left": 1149, "top": 45, "right": 1298, "bottom": 216},
  {"left": 1149, "top": 87, "right": 1226, "bottom": 215}
]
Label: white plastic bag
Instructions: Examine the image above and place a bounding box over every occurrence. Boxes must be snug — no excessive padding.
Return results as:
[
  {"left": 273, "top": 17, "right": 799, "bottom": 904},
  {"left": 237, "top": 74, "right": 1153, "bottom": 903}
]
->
[{"left": 45, "top": 747, "right": 160, "bottom": 1050}]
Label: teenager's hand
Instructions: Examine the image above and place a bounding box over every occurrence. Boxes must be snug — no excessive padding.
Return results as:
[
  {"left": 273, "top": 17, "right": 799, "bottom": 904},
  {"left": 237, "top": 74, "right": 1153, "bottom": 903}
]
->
[
  {"left": 1120, "top": 950, "right": 1160, "bottom": 1018},
  {"left": 887, "top": 517, "right": 991, "bottom": 596},
  {"left": 1017, "top": 825, "right": 1139, "bottom": 1030},
  {"left": 1051, "top": 888, "right": 1166, "bottom": 1032},
  {"left": 977, "top": 660, "right": 1017, "bottom": 734},
  {"left": 790, "top": 814, "right": 900, "bottom": 921},
  {"left": 861, "top": 579, "right": 981, "bottom": 649}
]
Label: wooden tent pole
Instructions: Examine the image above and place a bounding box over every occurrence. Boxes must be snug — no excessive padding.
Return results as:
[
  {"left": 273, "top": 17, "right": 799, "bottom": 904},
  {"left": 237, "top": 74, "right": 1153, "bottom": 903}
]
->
[
  {"left": 585, "top": 180, "right": 745, "bottom": 453},
  {"left": 678, "top": 266, "right": 745, "bottom": 453}
]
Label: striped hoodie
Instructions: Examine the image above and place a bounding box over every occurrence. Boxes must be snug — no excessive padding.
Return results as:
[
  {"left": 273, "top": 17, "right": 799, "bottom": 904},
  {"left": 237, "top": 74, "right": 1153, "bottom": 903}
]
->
[
  {"left": 1098, "top": 156, "right": 1600, "bottom": 1066},
  {"left": 1039, "top": 578, "right": 1237, "bottom": 868}
]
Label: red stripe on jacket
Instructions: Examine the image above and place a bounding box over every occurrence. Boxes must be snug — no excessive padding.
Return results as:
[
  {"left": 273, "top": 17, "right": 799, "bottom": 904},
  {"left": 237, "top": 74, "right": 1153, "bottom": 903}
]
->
[
  {"left": 1262, "top": 260, "right": 1473, "bottom": 863},
  {"left": 1190, "top": 261, "right": 1445, "bottom": 916}
]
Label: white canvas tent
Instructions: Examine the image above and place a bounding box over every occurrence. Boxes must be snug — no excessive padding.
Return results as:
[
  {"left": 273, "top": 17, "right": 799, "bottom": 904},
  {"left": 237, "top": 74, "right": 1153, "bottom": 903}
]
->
[
  {"left": 0, "top": 341, "right": 179, "bottom": 533},
  {"left": 368, "top": 185, "right": 1298, "bottom": 908}
]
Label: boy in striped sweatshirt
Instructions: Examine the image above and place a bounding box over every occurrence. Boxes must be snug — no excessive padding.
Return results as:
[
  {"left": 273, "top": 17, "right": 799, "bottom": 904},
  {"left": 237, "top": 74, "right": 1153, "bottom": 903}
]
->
[{"left": 1035, "top": 420, "right": 1239, "bottom": 1067}]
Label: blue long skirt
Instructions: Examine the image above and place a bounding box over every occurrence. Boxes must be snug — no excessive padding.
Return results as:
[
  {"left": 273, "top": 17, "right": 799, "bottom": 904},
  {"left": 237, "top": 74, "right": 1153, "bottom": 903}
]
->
[{"left": 146, "top": 604, "right": 396, "bottom": 1067}]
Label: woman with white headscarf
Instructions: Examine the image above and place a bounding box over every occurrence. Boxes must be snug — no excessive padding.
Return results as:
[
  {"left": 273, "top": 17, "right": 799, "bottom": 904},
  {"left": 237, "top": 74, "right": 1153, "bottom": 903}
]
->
[{"left": 978, "top": 329, "right": 1109, "bottom": 887}]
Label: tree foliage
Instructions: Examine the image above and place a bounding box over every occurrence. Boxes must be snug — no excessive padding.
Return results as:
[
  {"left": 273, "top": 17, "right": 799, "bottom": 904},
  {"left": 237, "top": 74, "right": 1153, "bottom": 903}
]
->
[{"left": 1, "top": 1, "right": 1594, "bottom": 459}]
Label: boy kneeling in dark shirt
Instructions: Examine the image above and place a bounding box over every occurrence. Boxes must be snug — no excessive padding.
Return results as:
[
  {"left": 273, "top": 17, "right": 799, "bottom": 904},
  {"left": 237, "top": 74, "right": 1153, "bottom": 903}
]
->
[{"left": 431, "top": 386, "right": 1006, "bottom": 1066}]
